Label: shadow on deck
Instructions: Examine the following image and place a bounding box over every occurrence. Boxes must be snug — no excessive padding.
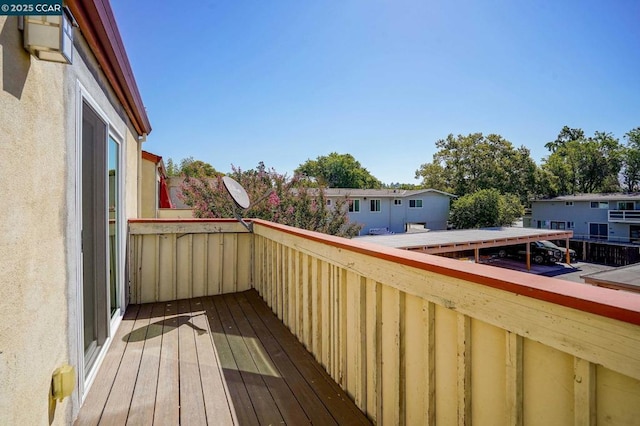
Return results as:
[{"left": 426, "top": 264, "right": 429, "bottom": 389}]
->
[{"left": 75, "top": 290, "right": 370, "bottom": 425}]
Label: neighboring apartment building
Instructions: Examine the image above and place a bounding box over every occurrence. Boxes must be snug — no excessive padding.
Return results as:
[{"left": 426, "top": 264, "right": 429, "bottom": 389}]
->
[
  {"left": 0, "top": 3, "right": 151, "bottom": 425},
  {"left": 167, "top": 181, "right": 454, "bottom": 235},
  {"left": 530, "top": 194, "right": 640, "bottom": 244},
  {"left": 324, "top": 188, "right": 455, "bottom": 234}
]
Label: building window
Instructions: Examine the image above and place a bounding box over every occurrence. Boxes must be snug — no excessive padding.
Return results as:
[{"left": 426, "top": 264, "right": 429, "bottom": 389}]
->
[
  {"left": 370, "top": 199, "right": 381, "bottom": 212},
  {"left": 567, "top": 221, "right": 575, "bottom": 229},
  {"left": 590, "top": 201, "right": 608, "bottom": 209},
  {"left": 409, "top": 199, "right": 423, "bottom": 208},
  {"left": 589, "top": 223, "right": 608, "bottom": 240},
  {"left": 348, "top": 199, "right": 360, "bottom": 213},
  {"left": 326, "top": 199, "right": 332, "bottom": 206},
  {"left": 551, "top": 221, "right": 566, "bottom": 230},
  {"left": 565, "top": 201, "right": 574, "bottom": 206},
  {"left": 394, "top": 199, "right": 402, "bottom": 206},
  {"left": 618, "top": 201, "right": 634, "bottom": 210}
]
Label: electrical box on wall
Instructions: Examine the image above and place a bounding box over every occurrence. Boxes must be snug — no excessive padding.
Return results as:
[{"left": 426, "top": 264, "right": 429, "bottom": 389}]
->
[{"left": 51, "top": 364, "right": 75, "bottom": 401}]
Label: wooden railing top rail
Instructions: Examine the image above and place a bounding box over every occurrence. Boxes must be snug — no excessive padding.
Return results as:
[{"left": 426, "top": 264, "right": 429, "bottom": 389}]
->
[
  {"left": 129, "top": 218, "right": 250, "bottom": 235},
  {"left": 127, "top": 218, "right": 640, "bottom": 326}
]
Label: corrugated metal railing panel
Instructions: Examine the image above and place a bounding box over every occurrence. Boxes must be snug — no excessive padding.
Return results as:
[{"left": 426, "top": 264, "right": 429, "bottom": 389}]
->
[{"left": 128, "top": 220, "right": 252, "bottom": 303}]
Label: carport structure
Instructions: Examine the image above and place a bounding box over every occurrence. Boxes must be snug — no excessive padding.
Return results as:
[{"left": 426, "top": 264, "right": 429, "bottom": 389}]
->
[{"left": 356, "top": 227, "right": 574, "bottom": 270}]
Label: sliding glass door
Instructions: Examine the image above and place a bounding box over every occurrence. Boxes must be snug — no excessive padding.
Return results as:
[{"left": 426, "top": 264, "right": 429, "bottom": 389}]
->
[
  {"left": 81, "top": 101, "right": 108, "bottom": 371},
  {"left": 81, "top": 100, "right": 123, "bottom": 374}
]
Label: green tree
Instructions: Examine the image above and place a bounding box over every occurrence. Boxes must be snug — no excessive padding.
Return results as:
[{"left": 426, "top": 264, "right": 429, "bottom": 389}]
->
[
  {"left": 166, "top": 158, "right": 178, "bottom": 176},
  {"left": 449, "top": 189, "right": 524, "bottom": 229},
  {"left": 532, "top": 167, "right": 559, "bottom": 198},
  {"left": 415, "top": 133, "right": 539, "bottom": 203},
  {"left": 180, "top": 157, "right": 221, "bottom": 178},
  {"left": 544, "top": 126, "right": 585, "bottom": 153},
  {"left": 180, "top": 162, "right": 362, "bottom": 238},
  {"left": 384, "top": 182, "right": 422, "bottom": 190},
  {"left": 166, "top": 156, "right": 221, "bottom": 178},
  {"left": 622, "top": 127, "right": 640, "bottom": 192},
  {"left": 412, "top": 163, "right": 450, "bottom": 193},
  {"left": 296, "top": 153, "right": 382, "bottom": 189},
  {"left": 541, "top": 127, "right": 622, "bottom": 195}
]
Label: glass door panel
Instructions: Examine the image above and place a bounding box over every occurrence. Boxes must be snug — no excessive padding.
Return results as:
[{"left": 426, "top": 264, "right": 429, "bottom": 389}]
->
[
  {"left": 108, "top": 136, "right": 120, "bottom": 316},
  {"left": 81, "top": 101, "right": 108, "bottom": 371}
]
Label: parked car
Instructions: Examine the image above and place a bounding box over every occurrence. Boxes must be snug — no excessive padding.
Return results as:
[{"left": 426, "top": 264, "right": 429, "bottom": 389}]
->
[
  {"left": 499, "top": 240, "right": 575, "bottom": 264},
  {"left": 538, "top": 240, "right": 577, "bottom": 263}
]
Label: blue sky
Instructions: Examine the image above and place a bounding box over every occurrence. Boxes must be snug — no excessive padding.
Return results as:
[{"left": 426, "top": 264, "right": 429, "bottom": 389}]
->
[{"left": 111, "top": 0, "right": 639, "bottom": 184}]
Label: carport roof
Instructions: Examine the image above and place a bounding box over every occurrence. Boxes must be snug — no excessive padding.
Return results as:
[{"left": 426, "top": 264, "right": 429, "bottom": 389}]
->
[
  {"left": 355, "top": 227, "right": 574, "bottom": 254},
  {"left": 582, "top": 264, "right": 640, "bottom": 292}
]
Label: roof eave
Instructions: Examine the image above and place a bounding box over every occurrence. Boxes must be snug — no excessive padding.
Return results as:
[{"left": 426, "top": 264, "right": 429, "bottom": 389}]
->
[{"left": 67, "top": 0, "right": 152, "bottom": 136}]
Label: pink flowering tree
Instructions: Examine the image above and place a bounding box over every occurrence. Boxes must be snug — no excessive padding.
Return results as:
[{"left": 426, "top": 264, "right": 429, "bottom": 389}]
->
[{"left": 180, "top": 162, "right": 362, "bottom": 238}]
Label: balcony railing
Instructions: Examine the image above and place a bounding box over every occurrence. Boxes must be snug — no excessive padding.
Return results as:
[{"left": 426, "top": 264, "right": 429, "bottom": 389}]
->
[
  {"left": 129, "top": 218, "right": 640, "bottom": 425},
  {"left": 609, "top": 209, "right": 640, "bottom": 223}
]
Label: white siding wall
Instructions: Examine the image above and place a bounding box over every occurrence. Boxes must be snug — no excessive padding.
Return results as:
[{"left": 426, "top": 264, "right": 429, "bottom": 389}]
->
[
  {"left": 531, "top": 200, "right": 635, "bottom": 242},
  {"left": 338, "top": 193, "right": 451, "bottom": 234}
]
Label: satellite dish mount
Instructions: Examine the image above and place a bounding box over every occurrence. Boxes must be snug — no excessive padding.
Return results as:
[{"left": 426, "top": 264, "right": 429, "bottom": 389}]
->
[{"left": 222, "top": 176, "right": 253, "bottom": 232}]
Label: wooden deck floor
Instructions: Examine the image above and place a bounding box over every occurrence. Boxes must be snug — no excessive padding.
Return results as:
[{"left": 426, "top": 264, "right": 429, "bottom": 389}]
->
[{"left": 75, "top": 290, "right": 371, "bottom": 425}]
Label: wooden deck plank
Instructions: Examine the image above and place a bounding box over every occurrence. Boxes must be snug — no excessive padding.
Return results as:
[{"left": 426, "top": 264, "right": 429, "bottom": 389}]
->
[
  {"left": 214, "top": 295, "right": 285, "bottom": 425},
  {"left": 126, "top": 302, "right": 165, "bottom": 426},
  {"left": 202, "top": 296, "right": 260, "bottom": 426},
  {"left": 78, "top": 290, "right": 369, "bottom": 426},
  {"left": 152, "top": 301, "right": 180, "bottom": 425},
  {"left": 188, "top": 298, "right": 235, "bottom": 426},
  {"left": 177, "top": 299, "right": 208, "bottom": 425},
  {"left": 223, "top": 293, "right": 312, "bottom": 425},
  {"left": 75, "top": 305, "right": 140, "bottom": 426},
  {"left": 100, "top": 304, "right": 153, "bottom": 425},
  {"left": 244, "top": 290, "right": 372, "bottom": 425},
  {"left": 233, "top": 292, "right": 338, "bottom": 425}
]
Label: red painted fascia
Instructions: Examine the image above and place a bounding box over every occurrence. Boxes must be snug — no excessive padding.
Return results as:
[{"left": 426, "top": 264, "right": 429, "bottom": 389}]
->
[
  {"left": 141, "top": 150, "right": 162, "bottom": 164},
  {"left": 67, "top": 0, "right": 152, "bottom": 136}
]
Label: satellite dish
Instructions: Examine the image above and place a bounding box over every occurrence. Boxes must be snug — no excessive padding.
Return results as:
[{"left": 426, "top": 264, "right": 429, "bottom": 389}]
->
[
  {"left": 222, "top": 176, "right": 252, "bottom": 232},
  {"left": 222, "top": 176, "right": 250, "bottom": 209}
]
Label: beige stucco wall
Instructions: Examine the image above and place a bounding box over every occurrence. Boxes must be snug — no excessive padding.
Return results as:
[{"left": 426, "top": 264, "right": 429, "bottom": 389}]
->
[
  {"left": 140, "top": 158, "right": 157, "bottom": 218},
  {"left": 126, "top": 133, "right": 140, "bottom": 219},
  {"left": 0, "top": 15, "right": 142, "bottom": 425},
  {"left": 0, "top": 15, "right": 73, "bottom": 426}
]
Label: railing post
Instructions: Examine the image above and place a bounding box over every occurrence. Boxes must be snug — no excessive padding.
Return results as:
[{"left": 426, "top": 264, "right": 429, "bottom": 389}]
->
[
  {"left": 506, "top": 332, "right": 523, "bottom": 426},
  {"left": 457, "top": 314, "right": 471, "bottom": 426}
]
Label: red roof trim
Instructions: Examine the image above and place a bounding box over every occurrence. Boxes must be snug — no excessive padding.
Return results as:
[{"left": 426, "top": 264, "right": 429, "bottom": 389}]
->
[
  {"left": 67, "top": 0, "right": 151, "bottom": 135},
  {"left": 141, "top": 150, "right": 162, "bottom": 164}
]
